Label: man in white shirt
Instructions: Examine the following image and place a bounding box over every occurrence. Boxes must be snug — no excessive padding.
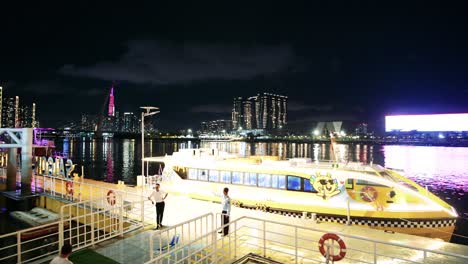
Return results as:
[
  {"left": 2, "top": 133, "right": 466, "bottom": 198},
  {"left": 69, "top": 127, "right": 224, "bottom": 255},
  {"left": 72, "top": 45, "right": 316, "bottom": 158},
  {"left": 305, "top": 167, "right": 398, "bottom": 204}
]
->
[
  {"left": 148, "top": 183, "right": 168, "bottom": 229},
  {"left": 50, "top": 243, "right": 73, "bottom": 264},
  {"left": 219, "top": 187, "right": 231, "bottom": 236}
]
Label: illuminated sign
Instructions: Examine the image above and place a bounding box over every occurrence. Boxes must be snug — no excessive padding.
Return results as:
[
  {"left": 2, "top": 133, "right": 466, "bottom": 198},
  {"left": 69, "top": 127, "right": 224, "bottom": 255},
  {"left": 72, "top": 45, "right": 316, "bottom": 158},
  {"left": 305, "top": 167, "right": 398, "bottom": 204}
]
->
[{"left": 385, "top": 114, "right": 468, "bottom": 132}]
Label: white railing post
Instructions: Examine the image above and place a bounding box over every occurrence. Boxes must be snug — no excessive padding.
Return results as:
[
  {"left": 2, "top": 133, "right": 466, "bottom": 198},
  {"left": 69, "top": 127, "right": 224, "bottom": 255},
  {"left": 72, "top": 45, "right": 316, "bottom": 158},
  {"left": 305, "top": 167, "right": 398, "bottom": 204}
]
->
[
  {"left": 59, "top": 209, "right": 64, "bottom": 249},
  {"left": 91, "top": 208, "right": 95, "bottom": 246},
  {"left": 149, "top": 235, "right": 154, "bottom": 260},
  {"left": 263, "top": 220, "right": 266, "bottom": 257},
  {"left": 295, "top": 227, "right": 298, "bottom": 264},
  {"left": 141, "top": 199, "right": 145, "bottom": 227},
  {"left": 119, "top": 203, "right": 124, "bottom": 237},
  {"left": 212, "top": 228, "right": 217, "bottom": 263},
  {"left": 17, "top": 232, "right": 21, "bottom": 263},
  {"left": 346, "top": 198, "right": 351, "bottom": 225},
  {"left": 234, "top": 220, "right": 237, "bottom": 259},
  {"left": 374, "top": 242, "right": 377, "bottom": 263}
]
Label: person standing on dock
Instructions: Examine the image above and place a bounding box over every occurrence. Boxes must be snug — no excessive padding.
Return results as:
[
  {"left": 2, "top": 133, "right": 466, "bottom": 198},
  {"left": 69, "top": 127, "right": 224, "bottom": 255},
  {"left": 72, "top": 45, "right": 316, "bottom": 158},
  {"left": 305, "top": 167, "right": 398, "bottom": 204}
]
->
[
  {"left": 148, "top": 183, "right": 168, "bottom": 230},
  {"left": 50, "top": 243, "right": 73, "bottom": 264},
  {"left": 219, "top": 187, "right": 231, "bottom": 236}
]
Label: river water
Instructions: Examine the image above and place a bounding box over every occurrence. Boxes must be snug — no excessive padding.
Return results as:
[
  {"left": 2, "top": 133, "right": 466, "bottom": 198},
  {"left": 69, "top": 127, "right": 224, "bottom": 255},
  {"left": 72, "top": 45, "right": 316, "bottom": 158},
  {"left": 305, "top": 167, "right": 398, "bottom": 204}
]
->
[{"left": 26, "top": 139, "right": 468, "bottom": 245}]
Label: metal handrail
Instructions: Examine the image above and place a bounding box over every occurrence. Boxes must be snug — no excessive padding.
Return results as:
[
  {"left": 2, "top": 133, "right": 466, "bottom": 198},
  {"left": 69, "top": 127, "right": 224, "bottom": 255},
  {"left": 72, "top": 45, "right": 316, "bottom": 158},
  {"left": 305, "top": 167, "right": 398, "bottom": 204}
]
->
[{"left": 147, "top": 214, "right": 468, "bottom": 264}]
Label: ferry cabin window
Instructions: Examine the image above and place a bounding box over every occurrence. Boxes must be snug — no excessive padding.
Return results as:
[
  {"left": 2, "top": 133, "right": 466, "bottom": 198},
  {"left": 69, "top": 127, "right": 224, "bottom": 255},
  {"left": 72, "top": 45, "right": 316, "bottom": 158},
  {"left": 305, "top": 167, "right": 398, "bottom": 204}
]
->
[
  {"left": 245, "top": 172, "right": 257, "bottom": 186},
  {"left": 220, "top": 171, "right": 231, "bottom": 183},
  {"left": 258, "top": 174, "right": 271, "bottom": 188},
  {"left": 232, "top": 171, "right": 243, "bottom": 184},
  {"left": 303, "top": 178, "right": 317, "bottom": 192},
  {"left": 209, "top": 170, "right": 219, "bottom": 182},
  {"left": 346, "top": 179, "right": 354, "bottom": 189},
  {"left": 188, "top": 169, "right": 198, "bottom": 180},
  {"left": 198, "top": 169, "right": 208, "bottom": 181},
  {"left": 271, "top": 175, "right": 286, "bottom": 189},
  {"left": 287, "top": 176, "right": 301, "bottom": 191},
  {"left": 356, "top": 179, "right": 385, "bottom": 187}
]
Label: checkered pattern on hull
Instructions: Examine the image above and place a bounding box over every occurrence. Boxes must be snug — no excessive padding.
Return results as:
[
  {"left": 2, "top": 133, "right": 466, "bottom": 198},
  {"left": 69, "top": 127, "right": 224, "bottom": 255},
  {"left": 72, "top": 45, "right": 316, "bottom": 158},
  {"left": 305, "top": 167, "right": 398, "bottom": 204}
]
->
[
  {"left": 311, "top": 214, "right": 456, "bottom": 228},
  {"left": 243, "top": 205, "right": 456, "bottom": 228}
]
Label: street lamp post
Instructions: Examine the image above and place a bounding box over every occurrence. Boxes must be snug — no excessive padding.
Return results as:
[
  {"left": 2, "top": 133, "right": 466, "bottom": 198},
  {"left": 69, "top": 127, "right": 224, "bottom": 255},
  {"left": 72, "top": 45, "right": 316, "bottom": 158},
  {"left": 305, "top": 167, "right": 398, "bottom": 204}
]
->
[{"left": 140, "top": 106, "right": 160, "bottom": 178}]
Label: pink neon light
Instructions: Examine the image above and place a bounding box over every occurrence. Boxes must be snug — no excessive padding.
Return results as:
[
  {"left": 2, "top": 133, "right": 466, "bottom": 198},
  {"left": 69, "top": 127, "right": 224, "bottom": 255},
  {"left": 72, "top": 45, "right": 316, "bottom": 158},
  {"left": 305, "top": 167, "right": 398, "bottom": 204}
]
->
[
  {"left": 108, "top": 86, "right": 115, "bottom": 117},
  {"left": 385, "top": 113, "right": 468, "bottom": 132}
]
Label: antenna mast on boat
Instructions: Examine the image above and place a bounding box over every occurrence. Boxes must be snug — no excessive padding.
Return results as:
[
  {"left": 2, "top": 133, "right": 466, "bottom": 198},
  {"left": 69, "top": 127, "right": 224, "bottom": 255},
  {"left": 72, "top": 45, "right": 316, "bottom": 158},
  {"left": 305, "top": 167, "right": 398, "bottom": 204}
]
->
[{"left": 330, "top": 132, "right": 339, "bottom": 167}]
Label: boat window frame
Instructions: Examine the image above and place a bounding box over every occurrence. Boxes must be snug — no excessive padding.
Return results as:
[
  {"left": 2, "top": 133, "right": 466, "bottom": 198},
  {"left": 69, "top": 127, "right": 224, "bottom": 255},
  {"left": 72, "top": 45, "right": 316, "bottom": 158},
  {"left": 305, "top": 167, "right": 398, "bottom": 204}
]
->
[
  {"left": 287, "top": 175, "right": 302, "bottom": 191},
  {"left": 209, "top": 169, "right": 220, "bottom": 182}
]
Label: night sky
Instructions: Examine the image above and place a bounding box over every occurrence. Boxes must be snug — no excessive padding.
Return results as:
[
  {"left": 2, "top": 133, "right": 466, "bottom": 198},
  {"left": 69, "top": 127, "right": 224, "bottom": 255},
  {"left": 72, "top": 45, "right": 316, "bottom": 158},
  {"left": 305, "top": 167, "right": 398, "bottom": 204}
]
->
[{"left": 1, "top": 2, "right": 467, "bottom": 132}]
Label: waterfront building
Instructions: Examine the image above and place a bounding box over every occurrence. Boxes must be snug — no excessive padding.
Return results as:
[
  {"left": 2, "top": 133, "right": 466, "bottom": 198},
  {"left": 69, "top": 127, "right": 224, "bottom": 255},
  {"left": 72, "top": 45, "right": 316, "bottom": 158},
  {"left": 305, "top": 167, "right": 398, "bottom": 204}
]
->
[
  {"left": 108, "top": 85, "right": 115, "bottom": 117},
  {"left": 201, "top": 119, "right": 232, "bottom": 133},
  {"left": 2, "top": 97, "right": 16, "bottom": 128},
  {"left": 315, "top": 121, "right": 343, "bottom": 136},
  {"left": 231, "top": 93, "right": 287, "bottom": 131},
  {"left": 123, "top": 112, "right": 139, "bottom": 133},
  {"left": 14, "top": 96, "right": 20, "bottom": 127},
  {"left": 231, "top": 97, "right": 243, "bottom": 130},
  {"left": 243, "top": 100, "right": 253, "bottom": 129},
  {"left": 32, "top": 103, "right": 37, "bottom": 128},
  {"left": 355, "top": 123, "right": 368, "bottom": 136}
]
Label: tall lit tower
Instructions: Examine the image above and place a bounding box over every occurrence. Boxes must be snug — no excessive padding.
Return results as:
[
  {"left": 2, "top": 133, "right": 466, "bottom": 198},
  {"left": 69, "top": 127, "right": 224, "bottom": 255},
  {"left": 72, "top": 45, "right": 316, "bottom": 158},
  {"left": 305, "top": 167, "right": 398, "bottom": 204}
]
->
[
  {"left": 108, "top": 85, "right": 115, "bottom": 117},
  {"left": 32, "top": 103, "right": 37, "bottom": 128},
  {"left": 14, "top": 96, "right": 20, "bottom": 127},
  {"left": 0, "top": 86, "right": 2, "bottom": 127}
]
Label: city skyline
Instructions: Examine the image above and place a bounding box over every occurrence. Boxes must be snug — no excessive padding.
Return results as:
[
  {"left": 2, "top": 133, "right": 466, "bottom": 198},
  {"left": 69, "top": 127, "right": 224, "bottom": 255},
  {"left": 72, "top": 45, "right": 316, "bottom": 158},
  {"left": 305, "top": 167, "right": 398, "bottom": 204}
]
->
[{"left": 1, "top": 2, "right": 468, "bottom": 131}]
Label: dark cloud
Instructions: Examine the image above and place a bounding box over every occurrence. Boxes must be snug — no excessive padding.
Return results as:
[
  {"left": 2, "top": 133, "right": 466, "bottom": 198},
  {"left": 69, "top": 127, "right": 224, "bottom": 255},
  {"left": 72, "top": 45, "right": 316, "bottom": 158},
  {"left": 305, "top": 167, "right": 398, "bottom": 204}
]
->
[
  {"left": 288, "top": 101, "right": 334, "bottom": 112},
  {"left": 190, "top": 104, "right": 231, "bottom": 114},
  {"left": 60, "top": 40, "right": 295, "bottom": 85}
]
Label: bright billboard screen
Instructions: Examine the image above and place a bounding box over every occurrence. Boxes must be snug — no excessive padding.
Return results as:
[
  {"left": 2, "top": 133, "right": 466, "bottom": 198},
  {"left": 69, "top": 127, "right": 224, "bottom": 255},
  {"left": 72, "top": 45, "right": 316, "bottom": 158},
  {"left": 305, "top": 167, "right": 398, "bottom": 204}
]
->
[{"left": 385, "top": 114, "right": 468, "bottom": 132}]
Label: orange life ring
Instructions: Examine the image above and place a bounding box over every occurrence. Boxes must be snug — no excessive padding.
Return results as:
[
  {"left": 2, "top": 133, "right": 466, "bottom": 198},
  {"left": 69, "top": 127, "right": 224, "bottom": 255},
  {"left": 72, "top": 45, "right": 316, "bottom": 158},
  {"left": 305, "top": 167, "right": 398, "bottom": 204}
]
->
[
  {"left": 107, "top": 190, "right": 116, "bottom": 206},
  {"left": 360, "top": 186, "right": 378, "bottom": 202},
  {"left": 65, "top": 181, "right": 73, "bottom": 195},
  {"left": 318, "top": 233, "right": 346, "bottom": 262}
]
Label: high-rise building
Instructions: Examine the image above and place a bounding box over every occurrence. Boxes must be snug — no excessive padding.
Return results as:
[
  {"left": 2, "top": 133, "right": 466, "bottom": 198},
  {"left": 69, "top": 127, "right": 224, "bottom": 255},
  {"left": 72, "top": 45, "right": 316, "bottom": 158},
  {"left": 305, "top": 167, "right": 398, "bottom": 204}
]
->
[
  {"left": 355, "top": 123, "right": 368, "bottom": 136},
  {"left": 108, "top": 85, "right": 115, "bottom": 117},
  {"left": 32, "top": 103, "right": 37, "bottom": 128},
  {"left": 19, "top": 105, "right": 30, "bottom": 127},
  {"left": 123, "top": 112, "right": 138, "bottom": 133},
  {"left": 2, "top": 97, "right": 16, "bottom": 128},
  {"left": 231, "top": 97, "right": 243, "bottom": 130},
  {"left": 14, "top": 96, "right": 20, "bottom": 127},
  {"left": 201, "top": 120, "right": 232, "bottom": 133},
  {"left": 231, "top": 93, "right": 287, "bottom": 131},
  {"left": 243, "top": 100, "right": 253, "bottom": 129},
  {"left": 259, "top": 93, "right": 287, "bottom": 130}
]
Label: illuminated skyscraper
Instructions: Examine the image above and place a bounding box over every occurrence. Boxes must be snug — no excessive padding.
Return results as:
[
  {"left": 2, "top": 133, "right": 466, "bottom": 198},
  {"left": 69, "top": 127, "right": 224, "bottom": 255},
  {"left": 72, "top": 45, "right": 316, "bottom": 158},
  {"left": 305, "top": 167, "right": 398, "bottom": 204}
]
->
[
  {"left": 243, "top": 100, "right": 252, "bottom": 129},
  {"left": 231, "top": 93, "right": 287, "bottom": 131},
  {"left": 258, "top": 93, "right": 287, "bottom": 130},
  {"left": 32, "top": 103, "right": 37, "bottom": 128},
  {"left": 108, "top": 85, "right": 115, "bottom": 117},
  {"left": 15, "top": 96, "right": 20, "bottom": 127},
  {"left": 231, "top": 97, "right": 243, "bottom": 129}
]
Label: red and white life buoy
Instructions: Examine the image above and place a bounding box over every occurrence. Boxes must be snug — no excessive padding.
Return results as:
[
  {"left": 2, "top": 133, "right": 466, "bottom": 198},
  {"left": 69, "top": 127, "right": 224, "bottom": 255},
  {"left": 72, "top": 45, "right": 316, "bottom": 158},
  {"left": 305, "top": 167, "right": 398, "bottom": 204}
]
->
[
  {"left": 318, "top": 233, "right": 346, "bottom": 262},
  {"left": 360, "top": 186, "right": 378, "bottom": 202},
  {"left": 65, "top": 181, "right": 74, "bottom": 195},
  {"left": 107, "top": 190, "right": 116, "bottom": 206}
]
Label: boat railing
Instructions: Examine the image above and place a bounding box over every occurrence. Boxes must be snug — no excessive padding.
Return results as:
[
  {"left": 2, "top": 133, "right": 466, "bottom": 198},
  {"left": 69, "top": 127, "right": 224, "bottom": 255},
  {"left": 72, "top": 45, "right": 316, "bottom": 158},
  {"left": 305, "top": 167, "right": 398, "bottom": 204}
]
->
[{"left": 146, "top": 214, "right": 468, "bottom": 264}]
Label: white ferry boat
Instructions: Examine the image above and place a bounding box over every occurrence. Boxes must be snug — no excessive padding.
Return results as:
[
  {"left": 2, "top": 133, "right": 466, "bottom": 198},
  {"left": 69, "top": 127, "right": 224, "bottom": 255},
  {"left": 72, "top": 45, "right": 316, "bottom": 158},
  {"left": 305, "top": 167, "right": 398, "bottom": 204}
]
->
[{"left": 145, "top": 148, "right": 458, "bottom": 242}]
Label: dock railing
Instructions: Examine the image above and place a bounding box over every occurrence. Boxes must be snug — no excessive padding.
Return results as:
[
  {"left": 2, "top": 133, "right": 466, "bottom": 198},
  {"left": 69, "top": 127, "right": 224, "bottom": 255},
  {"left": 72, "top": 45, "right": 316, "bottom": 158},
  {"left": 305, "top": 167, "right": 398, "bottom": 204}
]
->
[
  {"left": 147, "top": 213, "right": 215, "bottom": 263},
  {"left": 146, "top": 215, "right": 468, "bottom": 264},
  {"left": 0, "top": 195, "right": 154, "bottom": 264},
  {"left": 32, "top": 174, "right": 158, "bottom": 225}
]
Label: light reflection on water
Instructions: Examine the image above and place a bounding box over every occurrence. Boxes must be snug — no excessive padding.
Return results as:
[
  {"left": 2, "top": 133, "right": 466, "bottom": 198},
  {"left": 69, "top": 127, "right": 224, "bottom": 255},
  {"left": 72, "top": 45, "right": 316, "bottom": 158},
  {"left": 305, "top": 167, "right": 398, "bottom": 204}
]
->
[{"left": 57, "top": 139, "right": 467, "bottom": 245}]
